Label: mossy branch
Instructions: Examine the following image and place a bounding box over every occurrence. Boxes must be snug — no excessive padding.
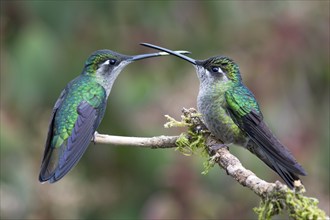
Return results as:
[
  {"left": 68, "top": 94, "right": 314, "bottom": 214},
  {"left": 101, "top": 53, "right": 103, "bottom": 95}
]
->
[{"left": 93, "top": 108, "right": 329, "bottom": 220}]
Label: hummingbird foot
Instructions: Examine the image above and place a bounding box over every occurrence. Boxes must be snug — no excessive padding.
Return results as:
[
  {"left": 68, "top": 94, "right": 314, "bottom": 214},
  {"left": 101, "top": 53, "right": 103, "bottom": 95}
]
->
[
  {"left": 194, "top": 124, "right": 210, "bottom": 135},
  {"left": 206, "top": 143, "right": 228, "bottom": 156},
  {"left": 210, "top": 143, "right": 232, "bottom": 151}
]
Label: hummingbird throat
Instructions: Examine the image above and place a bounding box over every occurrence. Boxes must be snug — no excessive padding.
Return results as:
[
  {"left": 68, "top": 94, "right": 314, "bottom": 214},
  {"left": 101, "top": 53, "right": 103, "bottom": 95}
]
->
[{"left": 95, "top": 60, "right": 131, "bottom": 97}]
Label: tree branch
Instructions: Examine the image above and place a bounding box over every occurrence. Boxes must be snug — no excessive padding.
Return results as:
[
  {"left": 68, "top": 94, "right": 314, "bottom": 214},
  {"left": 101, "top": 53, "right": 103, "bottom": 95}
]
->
[
  {"left": 94, "top": 133, "right": 178, "bottom": 149},
  {"left": 93, "top": 132, "right": 279, "bottom": 196},
  {"left": 93, "top": 108, "right": 328, "bottom": 220}
]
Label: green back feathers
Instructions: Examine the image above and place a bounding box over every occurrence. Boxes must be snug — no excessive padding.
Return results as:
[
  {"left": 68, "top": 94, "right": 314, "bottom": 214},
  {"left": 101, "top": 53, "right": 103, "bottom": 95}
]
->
[
  {"left": 52, "top": 76, "right": 105, "bottom": 148},
  {"left": 225, "top": 85, "right": 261, "bottom": 117}
]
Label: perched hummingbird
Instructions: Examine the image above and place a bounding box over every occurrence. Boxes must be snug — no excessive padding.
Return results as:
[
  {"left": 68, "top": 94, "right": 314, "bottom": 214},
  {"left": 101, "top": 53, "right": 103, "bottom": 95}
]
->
[
  {"left": 39, "top": 49, "right": 190, "bottom": 183},
  {"left": 141, "top": 43, "right": 307, "bottom": 188}
]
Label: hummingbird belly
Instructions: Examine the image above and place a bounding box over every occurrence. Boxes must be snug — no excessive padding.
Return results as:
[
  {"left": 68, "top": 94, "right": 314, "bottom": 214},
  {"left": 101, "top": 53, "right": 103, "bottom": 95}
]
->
[{"left": 197, "top": 91, "right": 248, "bottom": 146}]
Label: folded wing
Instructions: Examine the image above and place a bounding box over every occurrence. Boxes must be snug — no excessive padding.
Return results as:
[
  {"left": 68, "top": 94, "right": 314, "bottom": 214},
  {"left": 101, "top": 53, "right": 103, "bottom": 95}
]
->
[
  {"left": 225, "top": 86, "right": 306, "bottom": 188},
  {"left": 39, "top": 101, "right": 98, "bottom": 183}
]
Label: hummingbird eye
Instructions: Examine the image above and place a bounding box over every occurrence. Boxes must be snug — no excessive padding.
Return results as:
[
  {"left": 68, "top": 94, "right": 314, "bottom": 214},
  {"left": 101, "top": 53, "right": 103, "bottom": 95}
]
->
[
  {"left": 109, "top": 59, "right": 116, "bottom": 65},
  {"left": 211, "top": 66, "right": 220, "bottom": 73}
]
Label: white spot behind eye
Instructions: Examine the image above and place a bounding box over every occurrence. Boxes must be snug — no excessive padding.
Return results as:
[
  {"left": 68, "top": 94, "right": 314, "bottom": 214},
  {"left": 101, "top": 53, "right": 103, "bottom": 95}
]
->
[
  {"left": 218, "top": 67, "right": 225, "bottom": 74},
  {"left": 219, "top": 67, "right": 229, "bottom": 81},
  {"left": 103, "top": 60, "right": 110, "bottom": 65}
]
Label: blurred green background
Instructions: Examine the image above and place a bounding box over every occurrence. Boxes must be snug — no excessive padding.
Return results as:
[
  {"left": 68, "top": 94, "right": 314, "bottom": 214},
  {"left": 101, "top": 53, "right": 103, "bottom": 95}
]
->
[{"left": 1, "top": 1, "right": 329, "bottom": 219}]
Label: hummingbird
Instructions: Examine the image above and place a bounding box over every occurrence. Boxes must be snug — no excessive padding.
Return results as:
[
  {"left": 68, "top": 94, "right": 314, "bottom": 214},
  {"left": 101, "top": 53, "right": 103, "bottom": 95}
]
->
[
  {"left": 141, "top": 43, "right": 307, "bottom": 189},
  {"left": 39, "top": 48, "right": 190, "bottom": 183}
]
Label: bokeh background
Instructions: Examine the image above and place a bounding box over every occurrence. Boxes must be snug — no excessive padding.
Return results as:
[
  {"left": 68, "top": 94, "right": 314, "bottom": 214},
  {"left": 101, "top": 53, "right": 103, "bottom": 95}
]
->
[{"left": 1, "top": 1, "right": 329, "bottom": 219}]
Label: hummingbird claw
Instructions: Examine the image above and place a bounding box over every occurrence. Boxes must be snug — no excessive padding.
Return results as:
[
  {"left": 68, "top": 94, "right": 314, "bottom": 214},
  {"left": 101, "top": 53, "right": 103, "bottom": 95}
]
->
[
  {"left": 208, "top": 143, "right": 232, "bottom": 155},
  {"left": 210, "top": 143, "right": 230, "bottom": 151},
  {"left": 194, "top": 124, "right": 209, "bottom": 134}
]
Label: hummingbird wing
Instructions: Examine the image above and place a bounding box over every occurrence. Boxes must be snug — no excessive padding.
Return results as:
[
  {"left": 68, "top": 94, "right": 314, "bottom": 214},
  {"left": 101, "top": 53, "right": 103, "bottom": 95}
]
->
[
  {"left": 225, "top": 86, "right": 306, "bottom": 188},
  {"left": 39, "top": 100, "right": 100, "bottom": 183},
  {"left": 39, "top": 89, "right": 67, "bottom": 182},
  {"left": 53, "top": 101, "right": 98, "bottom": 182}
]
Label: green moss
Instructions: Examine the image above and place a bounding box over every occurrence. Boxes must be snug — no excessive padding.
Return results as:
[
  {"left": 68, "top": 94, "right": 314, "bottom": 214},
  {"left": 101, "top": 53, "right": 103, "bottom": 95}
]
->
[
  {"left": 201, "top": 156, "right": 216, "bottom": 175},
  {"left": 254, "top": 186, "right": 328, "bottom": 220},
  {"left": 164, "top": 115, "right": 190, "bottom": 128},
  {"left": 164, "top": 111, "right": 215, "bottom": 174}
]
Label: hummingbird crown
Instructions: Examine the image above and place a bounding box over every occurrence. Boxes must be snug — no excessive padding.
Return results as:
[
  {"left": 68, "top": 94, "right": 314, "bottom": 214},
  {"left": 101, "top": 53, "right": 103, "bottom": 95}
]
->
[
  {"left": 83, "top": 50, "right": 127, "bottom": 75},
  {"left": 202, "top": 56, "right": 242, "bottom": 83}
]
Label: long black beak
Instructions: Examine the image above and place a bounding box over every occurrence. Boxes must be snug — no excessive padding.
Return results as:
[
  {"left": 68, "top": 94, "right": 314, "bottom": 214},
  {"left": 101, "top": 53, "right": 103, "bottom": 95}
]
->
[
  {"left": 140, "top": 43, "right": 197, "bottom": 65},
  {"left": 130, "top": 50, "right": 191, "bottom": 61}
]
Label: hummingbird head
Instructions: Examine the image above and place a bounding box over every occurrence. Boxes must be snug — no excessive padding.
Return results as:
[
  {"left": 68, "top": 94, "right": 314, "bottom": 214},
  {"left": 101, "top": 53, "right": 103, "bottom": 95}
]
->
[
  {"left": 83, "top": 50, "right": 132, "bottom": 78},
  {"left": 140, "top": 43, "right": 242, "bottom": 87},
  {"left": 197, "top": 56, "right": 242, "bottom": 84}
]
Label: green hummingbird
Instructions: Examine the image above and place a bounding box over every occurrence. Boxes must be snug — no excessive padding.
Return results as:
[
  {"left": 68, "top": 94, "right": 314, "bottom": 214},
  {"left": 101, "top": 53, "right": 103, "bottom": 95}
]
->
[
  {"left": 141, "top": 43, "right": 307, "bottom": 188},
  {"left": 39, "top": 48, "right": 190, "bottom": 183}
]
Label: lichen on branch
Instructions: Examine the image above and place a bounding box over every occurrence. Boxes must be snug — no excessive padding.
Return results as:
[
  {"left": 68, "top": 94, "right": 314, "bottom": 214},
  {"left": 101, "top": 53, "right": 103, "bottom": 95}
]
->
[
  {"left": 164, "top": 108, "right": 215, "bottom": 174},
  {"left": 254, "top": 184, "right": 328, "bottom": 220}
]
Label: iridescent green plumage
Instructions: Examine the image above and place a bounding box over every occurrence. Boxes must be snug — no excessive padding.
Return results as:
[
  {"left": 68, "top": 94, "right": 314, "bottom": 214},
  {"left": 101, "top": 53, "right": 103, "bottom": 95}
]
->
[
  {"left": 39, "top": 48, "right": 191, "bottom": 183},
  {"left": 141, "top": 43, "right": 307, "bottom": 189},
  {"left": 51, "top": 76, "right": 106, "bottom": 149}
]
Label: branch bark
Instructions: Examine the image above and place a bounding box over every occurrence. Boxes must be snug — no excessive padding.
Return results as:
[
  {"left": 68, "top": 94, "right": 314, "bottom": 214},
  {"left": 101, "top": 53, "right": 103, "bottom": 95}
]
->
[
  {"left": 94, "top": 132, "right": 280, "bottom": 196},
  {"left": 94, "top": 133, "right": 178, "bottom": 149}
]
